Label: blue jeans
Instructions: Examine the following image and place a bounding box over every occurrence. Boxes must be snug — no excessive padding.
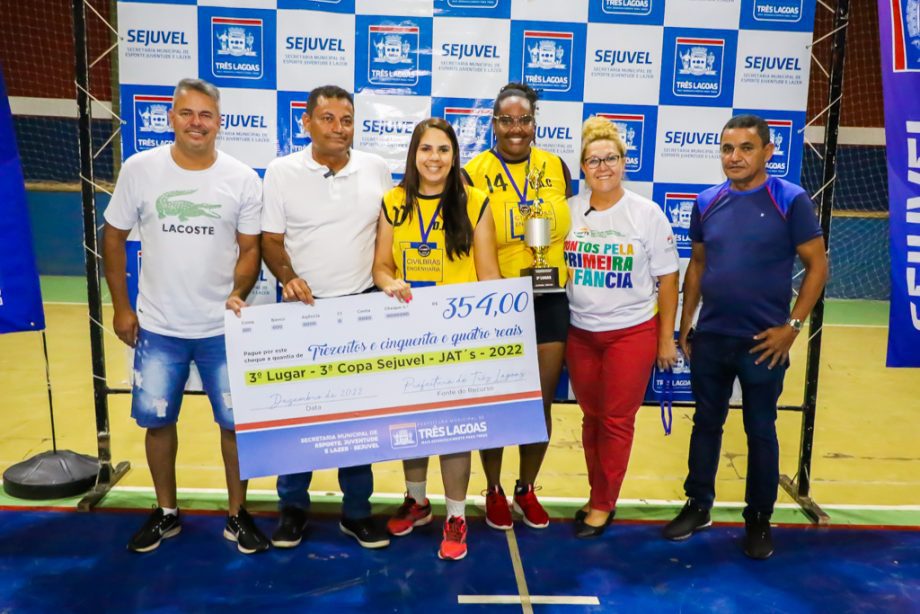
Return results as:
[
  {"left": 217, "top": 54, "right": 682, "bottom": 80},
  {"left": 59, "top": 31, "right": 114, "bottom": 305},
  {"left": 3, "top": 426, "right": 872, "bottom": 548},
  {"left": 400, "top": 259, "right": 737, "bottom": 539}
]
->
[
  {"left": 277, "top": 465, "right": 373, "bottom": 520},
  {"left": 684, "top": 331, "right": 787, "bottom": 517},
  {"left": 131, "top": 329, "right": 234, "bottom": 430}
]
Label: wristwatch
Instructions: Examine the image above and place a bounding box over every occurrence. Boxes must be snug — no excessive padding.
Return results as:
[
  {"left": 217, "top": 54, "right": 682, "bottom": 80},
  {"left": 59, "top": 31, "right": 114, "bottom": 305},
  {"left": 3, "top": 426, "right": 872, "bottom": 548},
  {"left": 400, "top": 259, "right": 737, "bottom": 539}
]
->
[{"left": 786, "top": 317, "right": 804, "bottom": 332}]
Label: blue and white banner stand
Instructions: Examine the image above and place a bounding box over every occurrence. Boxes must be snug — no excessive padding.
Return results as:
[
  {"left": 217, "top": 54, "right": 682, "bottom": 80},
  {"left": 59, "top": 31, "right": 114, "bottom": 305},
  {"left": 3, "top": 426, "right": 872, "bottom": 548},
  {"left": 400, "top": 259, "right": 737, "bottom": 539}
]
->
[
  {"left": 0, "top": 71, "right": 45, "bottom": 334},
  {"left": 879, "top": 0, "right": 920, "bottom": 367}
]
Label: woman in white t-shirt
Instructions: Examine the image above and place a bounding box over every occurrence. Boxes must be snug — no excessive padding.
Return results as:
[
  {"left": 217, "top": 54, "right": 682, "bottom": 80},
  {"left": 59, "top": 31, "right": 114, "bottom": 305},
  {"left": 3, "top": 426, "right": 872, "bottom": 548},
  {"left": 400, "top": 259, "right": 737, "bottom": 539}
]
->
[{"left": 564, "top": 116, "right": 680, "bottom": 537}]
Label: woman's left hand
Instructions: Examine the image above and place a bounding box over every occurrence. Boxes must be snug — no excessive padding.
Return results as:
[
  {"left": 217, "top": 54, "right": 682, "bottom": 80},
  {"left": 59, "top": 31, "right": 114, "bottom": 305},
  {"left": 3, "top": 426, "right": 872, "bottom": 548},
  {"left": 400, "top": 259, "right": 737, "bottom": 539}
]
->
[{"left": 657, "top": 337, "right": 678, "bottom": 371}]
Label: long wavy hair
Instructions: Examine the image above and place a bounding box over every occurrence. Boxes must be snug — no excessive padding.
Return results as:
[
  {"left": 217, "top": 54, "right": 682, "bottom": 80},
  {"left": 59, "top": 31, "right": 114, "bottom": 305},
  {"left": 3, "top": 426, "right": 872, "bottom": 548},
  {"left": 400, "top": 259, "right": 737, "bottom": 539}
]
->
[{"left": 397, "top": 118, "right": 473, "bottom": 261}]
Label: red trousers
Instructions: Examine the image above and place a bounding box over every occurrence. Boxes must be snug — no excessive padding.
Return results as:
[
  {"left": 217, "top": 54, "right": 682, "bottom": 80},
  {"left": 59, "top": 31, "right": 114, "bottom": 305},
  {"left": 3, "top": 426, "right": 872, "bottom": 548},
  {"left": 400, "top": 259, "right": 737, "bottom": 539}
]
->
[{"left": 565, "top": 317, "right": 658, "bottom": 512}]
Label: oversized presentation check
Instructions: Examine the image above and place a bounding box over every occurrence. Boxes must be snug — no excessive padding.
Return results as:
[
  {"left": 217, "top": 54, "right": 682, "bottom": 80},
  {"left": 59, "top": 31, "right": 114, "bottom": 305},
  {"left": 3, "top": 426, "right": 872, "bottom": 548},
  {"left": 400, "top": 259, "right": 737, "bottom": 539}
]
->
[{"left": 225, "top": 278, "right": 546, "bottom": 479}]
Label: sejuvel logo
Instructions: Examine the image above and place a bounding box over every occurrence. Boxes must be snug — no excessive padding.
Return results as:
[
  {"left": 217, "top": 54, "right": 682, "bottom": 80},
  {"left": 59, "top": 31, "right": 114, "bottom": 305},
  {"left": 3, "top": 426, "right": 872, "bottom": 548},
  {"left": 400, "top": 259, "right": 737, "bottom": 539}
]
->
[
  {"left": 285, "top": 36, "right": 345, "bottom": 53},
  {"left": 522, "top": 30, "right": 574, "bottom": 92},
  {"left": 766, "top": 119, "right": 792, "bottom": 177},
  {"left": 663, "top": 130, "right": 720, "bottom": 147},
  {"left": 744, "top": 55, "right": 802, "bottom": 72},
  {"left": 369, "top": 25, "right": 419, "bottom": 86},
  {"left": 594, "top": 49, "right": 653, "bottom": 67},
  {"left": 441, "top": 43, "right": 500, "bottom": 61},
  {"left": 211, "top": 17, "right": 264, "bottom": 79},
  {"left": 363, "top": 119, "right": 416, "bottom": 135},
  {"left": 134, "top": 95, "right": 174, "bottom": 152},
  {"left": 673, "top": 38, "right": 724, "bottom": 98},
  {"left": 753, "top": 0, "right": 803, "bottom": 23},
  {"left": 127, "top": 29, "right": 189, "bottom": 47},
  {"left": 597, "top": 113, "right": 644, "bottom": 173},
  {"left": 222, "top": 114, "right": 268, "bottom": 129}
]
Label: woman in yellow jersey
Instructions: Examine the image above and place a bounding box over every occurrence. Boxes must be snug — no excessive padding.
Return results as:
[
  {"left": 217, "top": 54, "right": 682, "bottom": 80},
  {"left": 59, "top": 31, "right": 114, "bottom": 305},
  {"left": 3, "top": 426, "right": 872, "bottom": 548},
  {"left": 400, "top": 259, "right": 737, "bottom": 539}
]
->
[
  {"left": 462, "top": 82, "right": 572, "bottom": 531},
  {"left": 373, "top": 117, "right": 500, "bottom": 561}
]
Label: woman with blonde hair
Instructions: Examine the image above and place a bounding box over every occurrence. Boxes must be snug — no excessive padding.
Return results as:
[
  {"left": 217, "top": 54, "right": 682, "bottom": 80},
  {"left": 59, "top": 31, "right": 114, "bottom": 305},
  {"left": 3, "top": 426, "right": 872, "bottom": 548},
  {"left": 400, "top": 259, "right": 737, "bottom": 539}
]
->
[{"left": 565, "top": 116, "right": 680, "bottom": 537}]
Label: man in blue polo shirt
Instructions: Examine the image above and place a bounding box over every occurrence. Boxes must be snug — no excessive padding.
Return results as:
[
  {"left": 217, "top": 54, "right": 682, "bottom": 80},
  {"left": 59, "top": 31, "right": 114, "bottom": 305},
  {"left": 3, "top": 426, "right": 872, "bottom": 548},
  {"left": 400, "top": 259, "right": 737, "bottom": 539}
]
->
[{"left": 662, "top": 114, "right": 828, "bottom": 559}]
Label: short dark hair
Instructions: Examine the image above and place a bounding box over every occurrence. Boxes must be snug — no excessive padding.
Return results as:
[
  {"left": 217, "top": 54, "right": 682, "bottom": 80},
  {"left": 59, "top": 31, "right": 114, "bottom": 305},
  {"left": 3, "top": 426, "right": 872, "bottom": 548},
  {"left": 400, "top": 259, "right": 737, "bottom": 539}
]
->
[
  {"left": 722, "top": 114, "right": 771, "bottom": 147},
  {"left": 174, "top": 78, "right": 220, "bottom": 106},
  {"left": 492, "top": 81, "right": 539, "bottom": 115},
  {"left": 306, "top": 85, "right": 354, "bottom": 116}
]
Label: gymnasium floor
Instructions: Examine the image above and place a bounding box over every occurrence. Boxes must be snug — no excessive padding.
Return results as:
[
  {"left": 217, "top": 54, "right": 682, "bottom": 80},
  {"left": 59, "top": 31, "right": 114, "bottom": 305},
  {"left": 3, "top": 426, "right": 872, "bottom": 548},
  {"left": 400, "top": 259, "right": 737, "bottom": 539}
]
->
[{"left": 0, "top": 277, "right": 917, "bottom": 611}]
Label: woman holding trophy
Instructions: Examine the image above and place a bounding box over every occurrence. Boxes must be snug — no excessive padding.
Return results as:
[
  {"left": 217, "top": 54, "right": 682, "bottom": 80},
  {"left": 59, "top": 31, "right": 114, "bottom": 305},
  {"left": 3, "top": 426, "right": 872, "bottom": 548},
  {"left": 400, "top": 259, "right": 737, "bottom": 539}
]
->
[
  {"left": 462, "top": 82, "right": 573, "bottom": 531},
  {"left": 564, "top": 116, "right": 680, "bottom": 537},
  {"left": 373, "top": 118, "right": 500, "bottom": 560}
]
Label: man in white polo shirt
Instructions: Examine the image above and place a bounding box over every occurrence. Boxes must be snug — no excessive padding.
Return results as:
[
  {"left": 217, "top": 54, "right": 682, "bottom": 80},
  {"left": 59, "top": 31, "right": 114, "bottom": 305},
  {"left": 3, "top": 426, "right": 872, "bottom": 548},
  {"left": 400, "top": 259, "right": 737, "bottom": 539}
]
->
[{"left": 261, "top": 85, "right": 392, "bottom": 550}]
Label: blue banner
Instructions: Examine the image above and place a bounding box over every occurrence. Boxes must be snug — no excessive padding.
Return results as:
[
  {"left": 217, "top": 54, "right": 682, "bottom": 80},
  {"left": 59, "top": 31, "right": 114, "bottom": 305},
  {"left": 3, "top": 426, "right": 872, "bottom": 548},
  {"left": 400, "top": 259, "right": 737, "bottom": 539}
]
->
[
  {"left": 879, "top": 0, "right": 920, "bottom": 367},
  {"left": 0, "top": 71, "right": 45, "bottom": 334}
]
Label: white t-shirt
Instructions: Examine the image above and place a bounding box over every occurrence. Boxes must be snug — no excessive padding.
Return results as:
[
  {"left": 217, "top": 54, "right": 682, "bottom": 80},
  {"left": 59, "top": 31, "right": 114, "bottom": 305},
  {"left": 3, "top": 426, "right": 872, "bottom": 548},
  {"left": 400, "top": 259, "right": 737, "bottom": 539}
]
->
[
  {"left": 565, "top": 189, "right": 679, "bottom": 332},
  {"left": 104, "top": 146, "right": 262, "bottom": 338},
  {"left": 261, "top": 145, "right": 392, "bottom": 298}
]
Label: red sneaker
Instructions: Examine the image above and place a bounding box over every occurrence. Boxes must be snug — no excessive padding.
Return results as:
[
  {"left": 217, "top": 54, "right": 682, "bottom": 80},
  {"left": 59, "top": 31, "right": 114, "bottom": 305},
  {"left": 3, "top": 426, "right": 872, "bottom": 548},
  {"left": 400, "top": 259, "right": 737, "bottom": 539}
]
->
[
  {"left": 438, "top": 516, "right": 468, "bottom": 561},
  {"left": 484, "top": 485, "right": 513, "bottom": 530},
  {"left": 513, "top": 483, "right": 549, "bottom": 529},
  {"left": 386, "top": 495, "right": 433, "bottom": 536}
]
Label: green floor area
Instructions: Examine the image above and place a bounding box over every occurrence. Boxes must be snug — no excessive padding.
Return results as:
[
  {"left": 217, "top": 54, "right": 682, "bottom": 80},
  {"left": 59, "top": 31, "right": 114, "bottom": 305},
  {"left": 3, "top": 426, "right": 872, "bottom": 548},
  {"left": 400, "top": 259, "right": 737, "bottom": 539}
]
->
[
  {"left": 40, "top": 276, "right": 889, "bottom": 326},
  {"left": 1, "top": 486, "right": 917, "bottom": 527}
]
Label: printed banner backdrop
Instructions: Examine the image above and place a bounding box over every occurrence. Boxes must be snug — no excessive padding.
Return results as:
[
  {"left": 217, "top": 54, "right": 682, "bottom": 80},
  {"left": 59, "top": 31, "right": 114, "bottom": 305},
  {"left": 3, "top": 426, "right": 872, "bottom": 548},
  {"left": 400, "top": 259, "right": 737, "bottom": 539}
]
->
[
  {"left": 0, "top": 71, "right": 45, "bottom": 334},
  {"left": 879, "top": 0, "right": 920, "bottom": 367},
  {"left": 116, "top": 0, "right": 818, "bottom": 397}
]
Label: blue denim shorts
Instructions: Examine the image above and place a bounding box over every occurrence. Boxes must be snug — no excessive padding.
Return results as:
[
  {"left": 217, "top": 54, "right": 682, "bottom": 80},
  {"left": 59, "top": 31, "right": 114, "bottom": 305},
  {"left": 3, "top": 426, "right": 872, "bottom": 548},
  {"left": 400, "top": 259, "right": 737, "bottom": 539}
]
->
[{"left": 131, "top": 328, "right": 234, "bottom": 430}]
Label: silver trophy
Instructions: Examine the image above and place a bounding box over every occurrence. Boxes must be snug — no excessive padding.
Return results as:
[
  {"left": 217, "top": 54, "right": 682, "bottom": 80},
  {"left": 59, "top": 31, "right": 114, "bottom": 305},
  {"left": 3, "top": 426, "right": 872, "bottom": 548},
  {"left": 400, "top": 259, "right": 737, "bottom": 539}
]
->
[{"left": 520, "top": 162, "right": 562, "bottom": 293}]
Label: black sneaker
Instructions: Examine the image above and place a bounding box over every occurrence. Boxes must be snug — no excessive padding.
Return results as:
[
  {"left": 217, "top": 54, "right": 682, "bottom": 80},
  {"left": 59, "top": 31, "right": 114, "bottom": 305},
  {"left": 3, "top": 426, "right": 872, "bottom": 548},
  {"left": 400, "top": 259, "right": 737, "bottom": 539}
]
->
[
  {"left": 340, "top": 516, "right": 390, "bottom": 549},
  {"left": 224, "top": 507, "right": 270, "bottom": 554},
  {"left": 128, "top": 508, "right": 181, "bottom": 553},
  {"left": 662, "top": 499, "right": 712, "bottom": 541},
  {"left": 743, "top": 512, "right": 774, "bottom": 560},
  {"left": 271, "top": 506, "right": 308, "bottom": 548}
]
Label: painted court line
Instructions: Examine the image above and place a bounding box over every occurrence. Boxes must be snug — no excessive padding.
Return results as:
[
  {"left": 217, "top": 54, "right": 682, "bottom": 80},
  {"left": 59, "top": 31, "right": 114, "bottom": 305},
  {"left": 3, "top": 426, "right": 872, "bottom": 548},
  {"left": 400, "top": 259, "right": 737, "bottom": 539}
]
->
[
  {"left": 456, "top": 529, "right": 600, "bottom": 611},
  {"left": 458, "top": 596, "right": 601, "bottom": 605},
  {"left": 505, "top": 529, "right": 533, "bottom": 614},
  {"left": 101, "top": 488, "right": 920, "bottom": 513}
]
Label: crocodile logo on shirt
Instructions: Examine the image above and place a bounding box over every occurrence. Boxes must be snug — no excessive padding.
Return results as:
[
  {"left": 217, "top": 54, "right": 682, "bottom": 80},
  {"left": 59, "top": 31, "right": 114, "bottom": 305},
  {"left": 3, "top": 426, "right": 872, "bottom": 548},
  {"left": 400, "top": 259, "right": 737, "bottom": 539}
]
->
[{"left": 155, "top": 190, "right": 222, "bottom": 221}]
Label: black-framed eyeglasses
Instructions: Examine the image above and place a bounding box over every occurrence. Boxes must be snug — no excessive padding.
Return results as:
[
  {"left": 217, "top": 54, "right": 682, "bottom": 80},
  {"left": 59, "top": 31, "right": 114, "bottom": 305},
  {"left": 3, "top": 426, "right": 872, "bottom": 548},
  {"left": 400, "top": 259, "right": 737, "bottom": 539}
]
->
[
  {"left": 585, "top": 154, "right": 622, "bottom": 169},
  {"left": 493, "top": 115, "right": 535, "bottom": 128}
]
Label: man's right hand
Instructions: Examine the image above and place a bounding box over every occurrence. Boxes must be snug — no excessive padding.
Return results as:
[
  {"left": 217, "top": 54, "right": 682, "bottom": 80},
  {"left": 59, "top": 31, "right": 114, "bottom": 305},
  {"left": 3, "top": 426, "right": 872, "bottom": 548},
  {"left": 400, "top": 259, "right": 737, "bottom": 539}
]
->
[
  {"left": 113, "top": 308, "right": 139, "bottom": 348},
  {"left": 678, "top": 328, "right": 693, "bottom": 362},
  {"left": 282, "top": 277, "right": 315, "bottom": 305}
]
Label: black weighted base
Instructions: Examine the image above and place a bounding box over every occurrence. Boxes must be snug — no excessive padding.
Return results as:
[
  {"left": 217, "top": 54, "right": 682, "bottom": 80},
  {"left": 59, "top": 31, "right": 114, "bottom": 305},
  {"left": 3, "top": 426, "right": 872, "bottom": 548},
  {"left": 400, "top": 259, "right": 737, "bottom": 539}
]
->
[{"left": 3, "top": 450, "right": 99, "bottom": 500}]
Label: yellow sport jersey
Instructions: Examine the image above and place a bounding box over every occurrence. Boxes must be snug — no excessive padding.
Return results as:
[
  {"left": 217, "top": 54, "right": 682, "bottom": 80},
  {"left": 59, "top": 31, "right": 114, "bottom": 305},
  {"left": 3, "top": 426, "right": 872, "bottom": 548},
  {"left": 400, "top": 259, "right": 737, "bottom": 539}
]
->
[
  {"left": 463, "top": 147, "right": 572, "bottom": 287},
  {"left": 382, "top": 185, "right": 490, "bottom": 287}
]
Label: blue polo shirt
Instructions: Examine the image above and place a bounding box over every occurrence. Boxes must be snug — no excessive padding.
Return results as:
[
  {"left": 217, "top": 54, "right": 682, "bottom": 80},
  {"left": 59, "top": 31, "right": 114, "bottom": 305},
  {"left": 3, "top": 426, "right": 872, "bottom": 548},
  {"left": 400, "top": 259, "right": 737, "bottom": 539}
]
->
[{"left": 689, "top": 176, "right": 823, "bottom": 337}]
